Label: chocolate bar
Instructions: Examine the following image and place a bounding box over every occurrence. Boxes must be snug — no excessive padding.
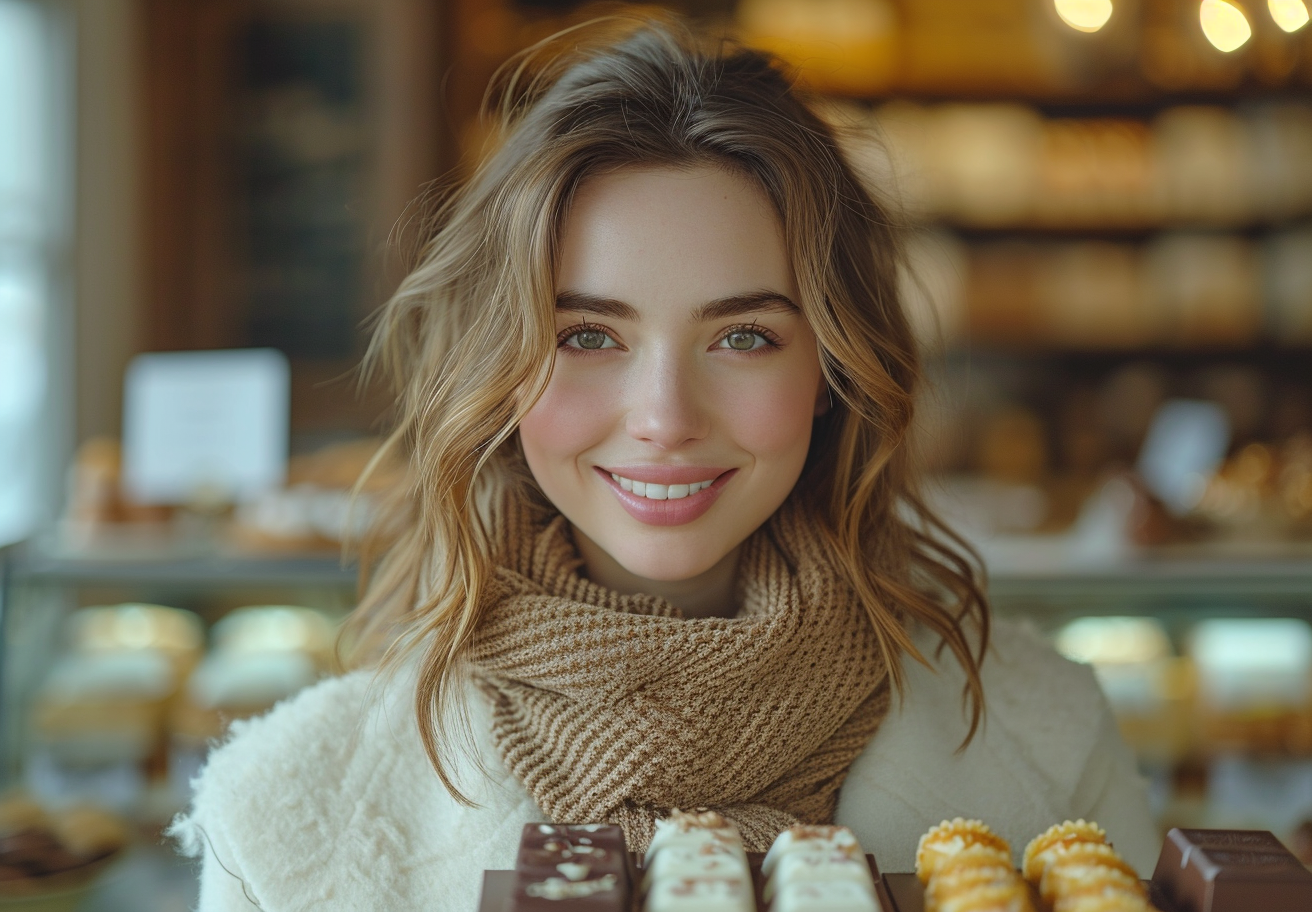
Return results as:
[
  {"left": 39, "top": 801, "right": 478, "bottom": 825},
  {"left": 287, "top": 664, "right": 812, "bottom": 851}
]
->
[
  {"left": 512, "top": 823, "right": 630, "bottom": 910},
  {"left": 1150, "top": 827, "right": 1312, "bottom": 912}
]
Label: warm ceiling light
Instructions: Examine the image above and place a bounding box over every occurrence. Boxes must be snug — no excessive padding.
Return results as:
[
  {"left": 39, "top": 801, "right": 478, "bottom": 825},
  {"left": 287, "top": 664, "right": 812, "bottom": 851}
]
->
[
  {"left": 1269, "top": 0, "right": 1311, "bottom": 31},
  {"left": 1200, "top": 0, "right": 1253, "bottom": 51},
  {"left": 1054, "top": 0, "right": 1114, "bottom": 32}
]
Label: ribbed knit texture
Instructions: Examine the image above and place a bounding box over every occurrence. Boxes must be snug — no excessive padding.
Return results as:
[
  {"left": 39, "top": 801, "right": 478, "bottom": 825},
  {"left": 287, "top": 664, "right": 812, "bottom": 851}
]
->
[{"left": 467, "top": 491, "right": 892, "bottom": 853}]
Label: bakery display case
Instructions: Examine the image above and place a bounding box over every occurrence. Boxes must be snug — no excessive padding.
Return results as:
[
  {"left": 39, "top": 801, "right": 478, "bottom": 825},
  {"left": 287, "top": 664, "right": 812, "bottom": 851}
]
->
[{"left": 0, "top": 542, "right": 355, "bottom": 911}]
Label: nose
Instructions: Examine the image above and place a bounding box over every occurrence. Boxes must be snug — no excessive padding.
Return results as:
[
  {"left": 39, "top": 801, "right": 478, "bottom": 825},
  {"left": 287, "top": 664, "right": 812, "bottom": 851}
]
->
[{"left": 623, "top": 349, "right": 710, "bottom": 449}]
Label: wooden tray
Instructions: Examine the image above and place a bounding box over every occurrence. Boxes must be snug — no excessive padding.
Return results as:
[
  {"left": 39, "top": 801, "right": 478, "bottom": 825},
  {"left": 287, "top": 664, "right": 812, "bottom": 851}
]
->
[
  {"left": 882, "top": 873, "right": 1159, "bottom": 912},
  {"left": 480, "top": 852, "right": 894, "bottom": 911},
  {"left": 482, "top": 867, "right": 1161, "bottom": 911}
]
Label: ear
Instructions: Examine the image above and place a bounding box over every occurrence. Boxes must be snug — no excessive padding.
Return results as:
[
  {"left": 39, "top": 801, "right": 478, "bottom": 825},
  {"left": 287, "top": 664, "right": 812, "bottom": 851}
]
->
[{"left": 814, "top": 378, "right": 832, "bottom": 417}]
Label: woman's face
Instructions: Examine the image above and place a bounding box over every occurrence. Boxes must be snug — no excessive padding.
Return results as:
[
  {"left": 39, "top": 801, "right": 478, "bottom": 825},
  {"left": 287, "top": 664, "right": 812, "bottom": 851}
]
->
[{"left": 519, "top": 165, "right": 825, "bottom": 586}]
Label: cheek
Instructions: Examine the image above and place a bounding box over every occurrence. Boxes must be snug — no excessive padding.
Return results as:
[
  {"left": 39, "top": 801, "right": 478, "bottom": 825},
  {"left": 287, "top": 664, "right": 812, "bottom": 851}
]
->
[
  {"left": 716, "top": 362, "right": 819, "bottom": 464},
  {"left": 518, "top": 370, "right": 614, "bottom": 467}
]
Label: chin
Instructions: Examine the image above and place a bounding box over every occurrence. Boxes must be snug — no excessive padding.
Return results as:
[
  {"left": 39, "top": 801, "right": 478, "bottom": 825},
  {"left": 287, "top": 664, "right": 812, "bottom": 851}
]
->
[{"left": 613, "top": 547, "right": 728, "bottom": 584}]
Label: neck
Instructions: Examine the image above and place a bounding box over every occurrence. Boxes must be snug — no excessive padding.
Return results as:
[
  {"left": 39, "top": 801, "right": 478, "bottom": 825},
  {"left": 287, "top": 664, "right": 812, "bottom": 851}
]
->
[{"left": 572, "top": 527, "right": 742, "bottom": 619}]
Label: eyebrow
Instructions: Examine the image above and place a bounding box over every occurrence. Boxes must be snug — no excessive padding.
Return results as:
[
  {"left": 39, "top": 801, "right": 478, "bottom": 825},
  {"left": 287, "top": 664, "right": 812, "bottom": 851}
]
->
[{"left": 555, "top": 289, "right": 799, "bottom": 323}]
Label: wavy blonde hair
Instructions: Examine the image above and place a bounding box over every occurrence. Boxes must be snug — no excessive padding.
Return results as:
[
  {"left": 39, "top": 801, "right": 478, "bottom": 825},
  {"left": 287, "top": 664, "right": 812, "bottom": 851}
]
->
[{"left": 344, "top": 16, "right": 989, "bottom": 803}]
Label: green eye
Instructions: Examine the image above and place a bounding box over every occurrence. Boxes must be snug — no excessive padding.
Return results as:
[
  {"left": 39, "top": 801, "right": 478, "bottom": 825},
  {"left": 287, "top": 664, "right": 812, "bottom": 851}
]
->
[
  {"left": 575, "top": 330, "right": 608, "bottom": 350},
  {"left": 725, "top": 330, "right": 761, "bottom": 351}
]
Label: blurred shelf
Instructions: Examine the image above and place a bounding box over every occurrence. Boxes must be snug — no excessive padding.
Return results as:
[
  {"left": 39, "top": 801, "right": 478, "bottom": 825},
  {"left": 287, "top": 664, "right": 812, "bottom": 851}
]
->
[
  {"left": 982, "top": 537, "right": 1312, "bottom": 614},
  {"left": 859, "top": 87, "right": 1312, "bottom": 114},
  {"left": 1, "top": 540, "right": 357, "bottom": 590},
  {"left": 945, "top": 219, "right": 1312, "bottom": 241},
  {"left": 939, "top": 342, "right": 1312, "bottom": 361}
]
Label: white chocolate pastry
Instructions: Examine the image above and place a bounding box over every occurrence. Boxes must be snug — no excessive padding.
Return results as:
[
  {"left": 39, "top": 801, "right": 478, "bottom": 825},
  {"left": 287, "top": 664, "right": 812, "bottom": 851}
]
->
[
  {"left": 763, "top": 850, "right": 875, "bottom": 902},
  {"left": 645, "top": 875, "right": 754, "bottom": 912},
  {"left": 644, "top": 840, "right": 751, "bottom": 888},
  {"left": 646, "top": 811, "right": 743, "bottom": 866},
  {"left": 770, "top": 879, "right": 881, "bottom": 912},
  {"left": 763, "top": 825, "right": 861, "bottom": 877}
]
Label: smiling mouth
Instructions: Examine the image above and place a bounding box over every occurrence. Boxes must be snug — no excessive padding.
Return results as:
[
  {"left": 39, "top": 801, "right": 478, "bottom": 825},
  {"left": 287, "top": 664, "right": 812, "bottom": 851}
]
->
[{"left": 607, "top": 472, "right": 718, "bottom": 500}]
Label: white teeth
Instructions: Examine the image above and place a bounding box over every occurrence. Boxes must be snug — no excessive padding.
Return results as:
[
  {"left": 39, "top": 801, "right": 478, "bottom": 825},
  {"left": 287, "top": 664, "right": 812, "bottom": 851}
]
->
[{"left": 608, "top": 473, "right": 717, "bottom": 500}]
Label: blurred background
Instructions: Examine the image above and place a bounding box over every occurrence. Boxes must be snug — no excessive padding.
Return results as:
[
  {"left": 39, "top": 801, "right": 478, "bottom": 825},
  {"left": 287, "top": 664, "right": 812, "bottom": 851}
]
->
[{"left": 3, "top": 0, "right": 1312, "bottom": 907}]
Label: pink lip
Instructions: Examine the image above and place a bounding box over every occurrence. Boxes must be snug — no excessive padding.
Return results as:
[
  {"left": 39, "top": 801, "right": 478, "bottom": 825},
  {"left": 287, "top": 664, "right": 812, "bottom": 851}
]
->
[{"left": 594, "top": 466, "right": 736, "bottom": 527}]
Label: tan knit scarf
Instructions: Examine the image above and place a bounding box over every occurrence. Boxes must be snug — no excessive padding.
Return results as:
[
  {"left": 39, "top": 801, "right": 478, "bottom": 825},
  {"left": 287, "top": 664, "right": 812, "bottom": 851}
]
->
[{"left": 467, "top": 489, "right": 892, "bottom": 852}]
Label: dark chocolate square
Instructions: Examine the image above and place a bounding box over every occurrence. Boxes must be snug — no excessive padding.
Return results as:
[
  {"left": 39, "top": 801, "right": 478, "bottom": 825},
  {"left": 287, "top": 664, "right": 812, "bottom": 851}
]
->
[
  {"left": 1150, "top": 827, "right": 1312, "bottom": 912},
  {"left": 511, "top": 823, "right": 630, "bottom": 910}
]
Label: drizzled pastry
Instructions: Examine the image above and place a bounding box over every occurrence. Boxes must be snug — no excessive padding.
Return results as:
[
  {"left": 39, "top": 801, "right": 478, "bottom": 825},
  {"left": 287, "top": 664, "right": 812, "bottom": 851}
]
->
[
  {"left": 763, "top": 824, "right": 879, "bottom": 911},
  {"left": 915, "top": 819, "right": 1030, "bottom": 912},
  {"left": 932, "top": 881, "right": 1034, "bottom": 912},
  {"left": 1019, "top": 823, "right": 1158, "bottom": 912},
  {"left": 915, "top": 819, "right": 1013, "bottom": 884},
  {"left": 1022, "top": 820, "right": 1109, "bottom": 882},
  {"left": 1037, "top": 844, "right": 1142, "bottom": 905},
  {"left": 925, "top": 847, "right": 1022, "bottom": 910}
]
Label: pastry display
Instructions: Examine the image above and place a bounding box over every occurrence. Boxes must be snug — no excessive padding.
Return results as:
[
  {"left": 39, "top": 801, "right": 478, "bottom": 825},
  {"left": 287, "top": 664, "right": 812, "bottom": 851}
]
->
[
  {"left": 481, "top": 819, "right": 1312, "bottom": 911},
  {"left": 170, "top": 606, "right": 338, "bottom": 799},
  {"left": 31, "top": 605, "right": 203, "bottom": 780}
]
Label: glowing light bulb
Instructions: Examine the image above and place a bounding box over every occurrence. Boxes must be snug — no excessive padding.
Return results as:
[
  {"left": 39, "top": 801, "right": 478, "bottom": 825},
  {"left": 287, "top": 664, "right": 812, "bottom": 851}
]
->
[
  {"left": 1269, "top": 0, "right": 1311, "bottom": 31},
  {"left": 1200, "top": 0, "right": 1253, "bottom": 51},
  {"left": 1054, "top": 0, "right": 1114, "bottom": 32}
]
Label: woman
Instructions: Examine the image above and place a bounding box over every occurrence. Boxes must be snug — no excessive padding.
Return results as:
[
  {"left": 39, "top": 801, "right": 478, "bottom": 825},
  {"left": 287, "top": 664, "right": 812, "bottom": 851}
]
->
[{"left": 171, "top": 18, "right": 1157, "bottom": 910}]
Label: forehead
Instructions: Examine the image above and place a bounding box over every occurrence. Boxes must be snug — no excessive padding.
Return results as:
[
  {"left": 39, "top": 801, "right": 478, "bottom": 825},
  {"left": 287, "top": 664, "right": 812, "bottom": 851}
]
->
[{"left": 555, "top": 165, "right": 795, "bottom": 310}]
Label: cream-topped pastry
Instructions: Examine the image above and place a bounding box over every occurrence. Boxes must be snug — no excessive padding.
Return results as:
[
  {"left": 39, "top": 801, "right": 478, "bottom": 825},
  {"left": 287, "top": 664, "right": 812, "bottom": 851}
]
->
[
  {"left": 763, "top": 825, "right": 878, "bottom": 911},
  {"left": 644, "top": 811, "right": 751, "bottom": 912},
  {"left": 763, "top": 850, "right": 875, "bottom": 902},
  {"left": 762, "top": 825, "right": 862, "bottom": 877},
  {"left": 771, "top": 879, "right": 881, "bottom": 912},
  {"left": 645, "top": 875, "right": 754, "bottom": 912},
  {"left": 644, "top": 841, "right": 750, "bottom": 886},
  {"left": 645, "top": 810, "right": 743, "bottom": 866}
]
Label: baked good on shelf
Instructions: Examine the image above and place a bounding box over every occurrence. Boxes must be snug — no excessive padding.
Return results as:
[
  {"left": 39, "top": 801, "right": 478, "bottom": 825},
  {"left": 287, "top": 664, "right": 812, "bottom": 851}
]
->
[{"left": 0, "top": 793, "right": 127, "bottom": 895}]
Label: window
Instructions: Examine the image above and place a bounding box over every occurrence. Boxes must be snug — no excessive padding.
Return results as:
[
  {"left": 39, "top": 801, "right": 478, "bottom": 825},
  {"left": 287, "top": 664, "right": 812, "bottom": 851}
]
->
[{"left": 0, "top": 0, "right": 63, "bottom": 545}]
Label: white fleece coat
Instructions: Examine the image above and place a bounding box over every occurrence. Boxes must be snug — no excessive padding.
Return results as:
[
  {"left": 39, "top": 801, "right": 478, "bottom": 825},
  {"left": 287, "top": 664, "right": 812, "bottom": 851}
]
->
[{"left": 169, "top": 619, "right": 1161, "bottom": 911}]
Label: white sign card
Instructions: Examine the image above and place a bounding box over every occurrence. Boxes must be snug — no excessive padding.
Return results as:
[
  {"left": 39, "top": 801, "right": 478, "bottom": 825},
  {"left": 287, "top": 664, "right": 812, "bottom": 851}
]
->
[{"left": 122, "top": 349, "right": 290, "bottom": 505}]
